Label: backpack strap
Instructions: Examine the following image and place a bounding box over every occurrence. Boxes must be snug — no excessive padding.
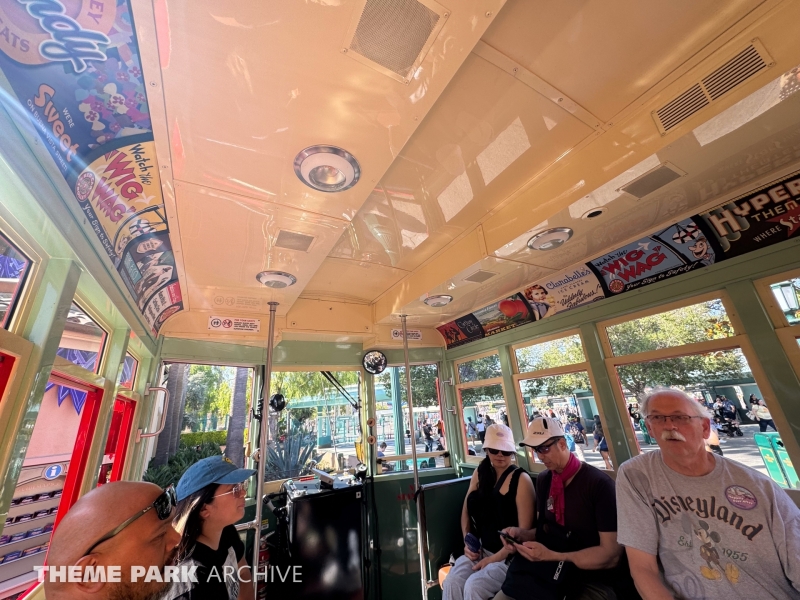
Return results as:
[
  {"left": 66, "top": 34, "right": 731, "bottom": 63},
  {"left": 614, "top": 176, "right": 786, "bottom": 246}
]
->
[{"left": 494, "top": 465, "right": 519, "bottom": 493}]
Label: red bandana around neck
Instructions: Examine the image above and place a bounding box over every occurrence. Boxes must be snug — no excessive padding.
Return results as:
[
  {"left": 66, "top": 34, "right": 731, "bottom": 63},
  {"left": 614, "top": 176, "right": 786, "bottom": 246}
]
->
[{"left": 548, "top": 453, "right": 581, "bottom": 526}]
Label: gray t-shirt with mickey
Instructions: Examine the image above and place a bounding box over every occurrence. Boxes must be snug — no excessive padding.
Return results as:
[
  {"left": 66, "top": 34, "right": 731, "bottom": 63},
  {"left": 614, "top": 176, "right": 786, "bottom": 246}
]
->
[{"left": 616, "top": 451, "right": 800, "bottom": 599}]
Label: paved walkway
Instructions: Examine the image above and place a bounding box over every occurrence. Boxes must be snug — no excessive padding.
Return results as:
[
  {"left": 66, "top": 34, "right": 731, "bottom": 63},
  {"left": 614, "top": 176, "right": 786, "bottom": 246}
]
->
[{"left": 334, "top": 424, "right": 774, "bottom": 480}]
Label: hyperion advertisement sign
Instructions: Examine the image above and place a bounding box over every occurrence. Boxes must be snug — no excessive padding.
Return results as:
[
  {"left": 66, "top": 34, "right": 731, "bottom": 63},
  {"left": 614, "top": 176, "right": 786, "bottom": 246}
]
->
[{"left": 0, "top": 0, "right": 182, "bottom": 335}]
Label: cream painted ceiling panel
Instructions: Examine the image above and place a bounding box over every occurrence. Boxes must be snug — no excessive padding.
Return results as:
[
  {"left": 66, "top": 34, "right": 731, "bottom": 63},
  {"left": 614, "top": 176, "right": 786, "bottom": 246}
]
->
[
  {"left": 157, "top": 0, "right": 505, "bottom": 222},
  {"left": 329, "top": 53, "right": 595, "bottom": 271},
  {"left": 482, "top": 0, "right": 767, "bottom": 122},
  {"left": 174, "top": 181, "right": 346, "bottom": 314},
  {"left": 302, "top": 258, "right": 409, "bottom": 304},
  {"left": 379, "top": 257, "right": 554, "bottom": 326}
]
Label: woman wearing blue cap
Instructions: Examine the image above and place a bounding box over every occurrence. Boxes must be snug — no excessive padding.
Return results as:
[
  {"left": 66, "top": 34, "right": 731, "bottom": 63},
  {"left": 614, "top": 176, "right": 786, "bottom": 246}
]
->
[{"left": 166, "top": 456, "right": 257, "bottom": 600}]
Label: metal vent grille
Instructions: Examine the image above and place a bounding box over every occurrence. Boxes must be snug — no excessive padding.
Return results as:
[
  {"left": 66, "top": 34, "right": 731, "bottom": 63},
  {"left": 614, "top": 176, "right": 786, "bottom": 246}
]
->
[
  {"left": 620, "top": 163, "right": 684, "bottom": 199},
  {"left": 348, "top": 0, "right": 441, "bottom": 80},
  {"left": 656, "top": 84, "right": 710, "bottom": 132},
  {"left": 701, "top": 44, "right": 766, "bottom": 100},
  {"left": 463, "top": 270, "right": 496, "bottom": 284},
  {"left": 653, "top": 41, "right": 772, "bottom": 134},
  {"left": 275, "top": 230, "right": 315, "bottom": 252}
]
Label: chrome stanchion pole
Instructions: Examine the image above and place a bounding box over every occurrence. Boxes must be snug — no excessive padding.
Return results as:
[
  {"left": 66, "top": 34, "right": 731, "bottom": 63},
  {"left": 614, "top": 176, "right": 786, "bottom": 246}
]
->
[
  {"left": 401, "top": 315, "right": 429, "bottom": 600},
  {"left": 252, "top": 301, "right": 278, "bottom": 596}
]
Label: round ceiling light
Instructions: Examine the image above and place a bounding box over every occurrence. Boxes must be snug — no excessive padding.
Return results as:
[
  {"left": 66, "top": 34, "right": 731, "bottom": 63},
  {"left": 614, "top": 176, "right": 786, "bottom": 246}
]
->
[
  {"left": 424, "top": 294, "right": 453, "bottom": 307},
  {"left": 256, "top": 270, "right": 297, "bottom": 288},
  {"left": 527, "top": 227, "right": 573, "bottom": 251},
  {"left": 294, "top": 145, "right": 360, "bottom": 192}
]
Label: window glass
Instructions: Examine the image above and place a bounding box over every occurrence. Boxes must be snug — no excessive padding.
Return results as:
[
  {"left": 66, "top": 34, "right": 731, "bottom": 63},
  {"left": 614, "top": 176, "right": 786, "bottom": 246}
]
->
[
  {"left": 269, "top": 370, "right": 362, "bottom": 480},
  {"left": 515, "top": 335, "right": 585, "bottom": 373},
  {"left": 374, "top": 364, "right": 444, "bottom": 472},
  {"left": 606, "top": 299, "right": 734, "bottom": 356},
  {"left": 459, "top": 384, "right": 507, "bottom": 457},
  {"left": 518, "top": 373, "right": 611, "bottom": 469},
  {"left": 142, "top": 364, "right": 254, "bottom": 490},
  {"left": 57, "top": 303, "right": 107, "bottom": 373},
  {"left": 615, "top": 349, "right": 795, "bottom": 486},
  {"left": 458, "top": 353, "right": 501, "bottom": 383},
  {"left": 769, "top": 278, "right": 800, "bottom": 325},
  {"left": 0, "top": 232, "right": 31, "bottom": 328},
  {"left": 119, "top": 353, "right": 138, "bottom": 388}
]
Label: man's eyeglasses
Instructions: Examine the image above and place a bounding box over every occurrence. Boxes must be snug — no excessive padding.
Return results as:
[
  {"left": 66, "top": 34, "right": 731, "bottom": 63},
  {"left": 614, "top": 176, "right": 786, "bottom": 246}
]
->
[
  {"left": 531, "top": 438, "right": 561, "bottom": 455},
  {"left": 83, "top": 486, "right": 176, "bottom": 557},
  {"left": 486, "top": 448, "right": 514, "bottom": 457},
  {"left": 213, "top": 482, "right": 247, "bottom": 499},
  {"left": 646, "top": 415, "right": 702, "bottom": 425}
]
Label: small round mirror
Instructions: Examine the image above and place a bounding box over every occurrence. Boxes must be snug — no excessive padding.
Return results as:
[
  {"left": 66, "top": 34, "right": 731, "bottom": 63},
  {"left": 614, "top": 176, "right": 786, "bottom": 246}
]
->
[
  {"left": 362, "top": 350, "right": 388, "bottom": 375},
  {"left": 270, "top": 393, "right": 286, "bottom": 412}
]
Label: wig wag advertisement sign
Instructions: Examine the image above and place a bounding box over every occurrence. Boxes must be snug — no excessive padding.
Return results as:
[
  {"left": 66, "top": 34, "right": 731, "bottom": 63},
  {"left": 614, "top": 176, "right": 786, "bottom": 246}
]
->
[
  {"left": 588, "top": 218, "right": 714, "bottom": 295},
  {"left": 0, "top": 0, "right": 182, "bottom": 334}
]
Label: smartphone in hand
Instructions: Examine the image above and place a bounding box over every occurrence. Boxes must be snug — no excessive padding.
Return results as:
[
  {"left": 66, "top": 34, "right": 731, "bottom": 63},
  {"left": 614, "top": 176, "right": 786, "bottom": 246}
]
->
[
  {"left": 464, "top": 532, "right": 481, "bottom": 553},
  {"left": 498, "top": 530, "right": 522, "bottom": 545}
]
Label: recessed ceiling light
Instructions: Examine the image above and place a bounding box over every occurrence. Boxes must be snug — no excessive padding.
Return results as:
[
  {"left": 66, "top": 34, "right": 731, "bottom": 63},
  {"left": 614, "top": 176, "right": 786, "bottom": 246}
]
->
[
  {"left": 424, "top": 294, "right": 452, "bottom": 307},
  {"left": 294, "top": 145, "right": 360, "bottom": 192},
  {"left": 527, "top": 227, "right": 573, "bottom": 251},
  {"left": 582, "top": 208, "right": 606, "bottom": 220},
  {"left": 256, "top": 270, "right": 297, "bottom": 288}
]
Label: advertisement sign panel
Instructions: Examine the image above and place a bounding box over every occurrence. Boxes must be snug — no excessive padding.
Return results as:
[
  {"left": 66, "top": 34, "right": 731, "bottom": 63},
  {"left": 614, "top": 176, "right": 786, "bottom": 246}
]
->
[
  {"left": 524, "top": 267, "right": 604, "bottom": 319},
  {"left": 696, "top": 172, "right": 800, "bottom": 259},
  {"left": 0, "top": 0, "right": 182, "bottom": 334},
  {"left": 472, "top": 293, "right": 533, "bottom": 337},
  {"left": 437, "top": 314, "right": 484, "bottom": 349}
]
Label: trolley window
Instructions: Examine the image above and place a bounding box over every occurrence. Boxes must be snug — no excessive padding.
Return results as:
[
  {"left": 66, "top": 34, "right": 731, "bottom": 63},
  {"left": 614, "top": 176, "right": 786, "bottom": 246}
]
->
[
  {"left": 0, "top": 231, "right": 31, "bottom": 329},
  {"left": 57, "top": 302, "right": 107, "bottom": 373}
]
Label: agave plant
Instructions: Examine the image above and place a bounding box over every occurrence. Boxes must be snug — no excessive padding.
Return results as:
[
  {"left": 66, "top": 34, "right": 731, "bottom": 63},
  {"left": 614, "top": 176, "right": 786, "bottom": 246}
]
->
[{"left": 265, "top": 419, "right": 320, "bottom": 481}]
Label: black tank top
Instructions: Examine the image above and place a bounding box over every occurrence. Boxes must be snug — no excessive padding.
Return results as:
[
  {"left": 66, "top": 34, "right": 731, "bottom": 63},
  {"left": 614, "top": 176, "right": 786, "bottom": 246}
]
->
[{"left": 466, "top": 466, "right": 524, "bottom": 553}]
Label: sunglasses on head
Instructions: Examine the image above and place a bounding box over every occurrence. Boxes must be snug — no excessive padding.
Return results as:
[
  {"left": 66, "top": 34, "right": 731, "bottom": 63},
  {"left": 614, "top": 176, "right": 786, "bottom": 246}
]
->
[
  {"left": 83, "top": 485, "right": 176, "bottom": 557},
  {"left": 531, "top": 437, "right": 561, "bottom": 455},
  {"left": 486, "top": 448, "right": 514, "bottom": 457}
]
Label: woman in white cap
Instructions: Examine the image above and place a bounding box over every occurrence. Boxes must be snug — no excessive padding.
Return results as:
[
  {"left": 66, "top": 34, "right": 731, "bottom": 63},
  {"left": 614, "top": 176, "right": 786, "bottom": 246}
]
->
[
  {"left": 165, "top": 455, "right": 257, "bottom": 600},
  {"left": 442, "top": 424, "right": 535, "bottom": 600}
]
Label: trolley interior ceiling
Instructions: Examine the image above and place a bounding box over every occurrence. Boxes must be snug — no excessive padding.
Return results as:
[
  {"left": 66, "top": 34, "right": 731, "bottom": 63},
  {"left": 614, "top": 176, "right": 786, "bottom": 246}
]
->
[{"left": 130, "top": 0, "right": 800, "bottom": 342}]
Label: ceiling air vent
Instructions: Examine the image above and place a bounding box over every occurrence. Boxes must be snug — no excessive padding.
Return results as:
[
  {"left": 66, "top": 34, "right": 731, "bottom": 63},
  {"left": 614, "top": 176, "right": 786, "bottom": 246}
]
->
[
  {"left": 620, "top": 162, "right": 685, "bottom": 199},
  {"left": 345, "top": 0, "right": 448, "bottom": 83},
  {"left": 275, "top": 230, "right": 315, "bottom": 252},
  {"left": 653, "top": 40, "right": 772, "bottom": 134},
  {"left": 463, "top": 270, "right": 497, "bottom": 284}
]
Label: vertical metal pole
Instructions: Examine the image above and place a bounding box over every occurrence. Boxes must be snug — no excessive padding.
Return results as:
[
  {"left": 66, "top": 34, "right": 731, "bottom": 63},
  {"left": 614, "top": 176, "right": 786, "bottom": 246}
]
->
[
  {"left": 401, "top": 315, "right": 429, "bottom": 600},
  {"left": 253, "top": 301, "right": 278, "bottom": 595}
]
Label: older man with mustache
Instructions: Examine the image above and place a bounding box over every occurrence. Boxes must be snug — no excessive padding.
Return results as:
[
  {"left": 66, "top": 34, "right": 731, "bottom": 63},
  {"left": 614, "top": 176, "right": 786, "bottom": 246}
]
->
[{"left": 616, "top": 388, "right": 800, "bottom": 600}]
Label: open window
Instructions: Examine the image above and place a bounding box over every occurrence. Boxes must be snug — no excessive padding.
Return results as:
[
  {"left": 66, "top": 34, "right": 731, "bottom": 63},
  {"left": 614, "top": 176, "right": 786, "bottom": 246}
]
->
[
  {"left": 455, "top": 352, "right": 510, "bottom": 462},
  {"left": 373, "top": 364, "right": 446, "bottom": 473}
]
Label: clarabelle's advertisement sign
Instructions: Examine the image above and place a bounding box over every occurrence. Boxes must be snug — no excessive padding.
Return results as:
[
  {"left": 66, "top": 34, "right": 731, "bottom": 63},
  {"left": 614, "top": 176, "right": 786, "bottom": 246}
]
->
[{"left": 0, "top": 0, "right": 182, "bottom": 335}]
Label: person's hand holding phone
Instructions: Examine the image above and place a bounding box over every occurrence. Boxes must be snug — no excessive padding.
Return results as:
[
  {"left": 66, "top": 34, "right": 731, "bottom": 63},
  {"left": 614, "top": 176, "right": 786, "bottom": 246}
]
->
[{"left": 499, "top": 527, "right": 522, "bottom": 552}]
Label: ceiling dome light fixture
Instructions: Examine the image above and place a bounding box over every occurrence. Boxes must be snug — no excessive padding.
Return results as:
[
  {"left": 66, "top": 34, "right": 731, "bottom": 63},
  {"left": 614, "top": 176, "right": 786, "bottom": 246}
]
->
[
  {"left": 527, "top": 227, "right": 573, "bottom": 251},
  {"left": 294, "top": 145, "right": 360, "bottom": 192},
  {"left": 256, "top": 270, "right": 297, "bottom": 289},
  {"left": 424, "top": 294, "right": 453, "bottom": 307}
]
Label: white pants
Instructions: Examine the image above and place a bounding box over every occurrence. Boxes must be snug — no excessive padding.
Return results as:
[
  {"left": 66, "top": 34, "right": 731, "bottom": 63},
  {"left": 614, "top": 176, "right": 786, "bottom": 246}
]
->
[
  {"left": 573, "top": 444, "right": 585, "bottom": 461},
  {"left": 442, "top": 552, "right": 509, "bottom": 600}
]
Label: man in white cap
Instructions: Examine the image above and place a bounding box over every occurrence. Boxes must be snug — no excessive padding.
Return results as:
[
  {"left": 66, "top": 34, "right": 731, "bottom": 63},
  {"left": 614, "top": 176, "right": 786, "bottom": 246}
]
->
[
  {"left": 616, "top": 388, "right": 800, "bottom": 599},
  {"left": 495, "top": 417, "right": 633, "bottom": 600}
]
